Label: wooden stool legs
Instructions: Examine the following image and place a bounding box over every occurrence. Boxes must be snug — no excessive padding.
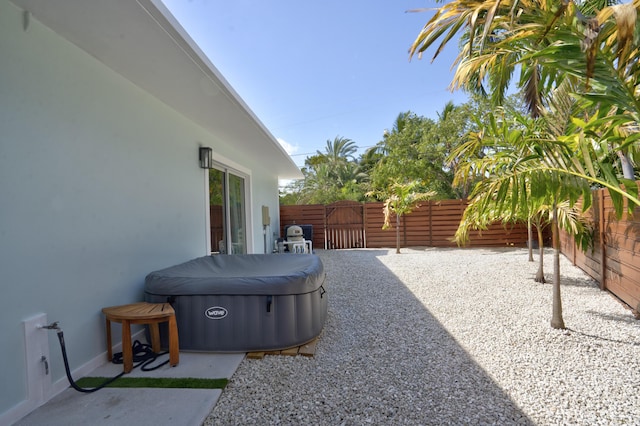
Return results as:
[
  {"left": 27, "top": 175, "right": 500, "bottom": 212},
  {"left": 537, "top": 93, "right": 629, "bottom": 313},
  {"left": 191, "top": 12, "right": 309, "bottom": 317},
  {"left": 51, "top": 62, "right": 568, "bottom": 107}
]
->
[
  {"left": 121, "top": 319, "right": 133, "bottom": 373},
  {"left": 149, "top": 322, "right": 161, "bottom": 353},
  {"left": 106, "top": 317, "right": 113, "bottom": 362},
  {"left": 102, "top": 302, "right": 179, "bottom": 373},
  {"left": 167, "top": 315, "right": 179, "bottom": 368}
]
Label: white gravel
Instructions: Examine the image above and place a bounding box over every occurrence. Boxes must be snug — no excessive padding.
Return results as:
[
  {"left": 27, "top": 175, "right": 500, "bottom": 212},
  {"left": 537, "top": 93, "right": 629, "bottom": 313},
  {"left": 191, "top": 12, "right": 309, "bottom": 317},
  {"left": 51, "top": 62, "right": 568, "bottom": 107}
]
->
[{"left": 204, "top": 248, "right": 640, "bottom": 425}]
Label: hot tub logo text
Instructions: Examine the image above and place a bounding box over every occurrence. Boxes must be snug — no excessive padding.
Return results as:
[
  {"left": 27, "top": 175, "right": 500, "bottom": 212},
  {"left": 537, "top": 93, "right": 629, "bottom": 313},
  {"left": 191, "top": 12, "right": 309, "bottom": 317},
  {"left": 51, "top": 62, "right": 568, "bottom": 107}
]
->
[{"left": 205, "top": 306, "right": 228, "bottom": 320}]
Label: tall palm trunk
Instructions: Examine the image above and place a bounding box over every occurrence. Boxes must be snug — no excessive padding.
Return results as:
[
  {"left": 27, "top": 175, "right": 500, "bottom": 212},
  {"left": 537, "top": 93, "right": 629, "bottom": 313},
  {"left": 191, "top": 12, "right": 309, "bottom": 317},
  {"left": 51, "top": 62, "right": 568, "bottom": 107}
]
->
[
  {"left": 528, "top": 218, "right": 534, "bottom": 262},
  {"left": 617, "top": 151, "right": 635, "bottom": 179},
  {"left": 535, "top": 225, "right": 546, "bottom": 283},
  {"left": 550, "top": 202, "right": 565, "bottom": 329}
]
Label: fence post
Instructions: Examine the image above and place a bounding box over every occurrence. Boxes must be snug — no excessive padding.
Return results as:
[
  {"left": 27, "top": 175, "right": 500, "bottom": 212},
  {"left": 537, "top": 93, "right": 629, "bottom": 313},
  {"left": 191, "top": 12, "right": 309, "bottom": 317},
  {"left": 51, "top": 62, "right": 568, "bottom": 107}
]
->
[
  {"left": 323, "top": 205, "right": 328, "bottom": 249},
  {"left": 401, "top": 214, "right": 405, "bottom": 248},
  {"left": 429, "top": 201, "right": 433, "bottom": 246},
  {"left": 573, "top": 228, "right": 578, "bottom": 266},
  {"left": 599, "top": 189, "right": 607, "bottom": 290},
  {"left": 362, "top": 202, "right": 367, "bottom": 248}
]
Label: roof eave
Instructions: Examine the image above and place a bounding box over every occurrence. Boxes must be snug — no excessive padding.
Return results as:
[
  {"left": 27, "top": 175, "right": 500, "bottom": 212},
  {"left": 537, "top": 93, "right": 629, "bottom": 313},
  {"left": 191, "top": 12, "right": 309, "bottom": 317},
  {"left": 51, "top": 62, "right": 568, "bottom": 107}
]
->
[{"left": 10, "top": 0, "right": 303, "bottom": 179}]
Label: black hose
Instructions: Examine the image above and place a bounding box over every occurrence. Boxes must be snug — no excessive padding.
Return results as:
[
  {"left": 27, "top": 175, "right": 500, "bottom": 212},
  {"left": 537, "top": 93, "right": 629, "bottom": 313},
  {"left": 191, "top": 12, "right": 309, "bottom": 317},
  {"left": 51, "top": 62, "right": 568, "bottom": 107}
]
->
[
  {"left": 112, "top": 341, "right": 171, "bottom": 372},
  {"left": 57, "top": 329, "right": 123, "bottom": 393},
  {"left": 56, "top": 329, "right": 170, "bottom": 393}
]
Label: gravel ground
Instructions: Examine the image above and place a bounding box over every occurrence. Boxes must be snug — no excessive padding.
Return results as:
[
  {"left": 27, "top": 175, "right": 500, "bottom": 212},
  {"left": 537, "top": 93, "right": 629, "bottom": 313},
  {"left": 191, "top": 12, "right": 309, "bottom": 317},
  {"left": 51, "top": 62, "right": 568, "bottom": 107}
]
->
[{"left": 204, "top": 248, "right": 640, "bottom": 425}]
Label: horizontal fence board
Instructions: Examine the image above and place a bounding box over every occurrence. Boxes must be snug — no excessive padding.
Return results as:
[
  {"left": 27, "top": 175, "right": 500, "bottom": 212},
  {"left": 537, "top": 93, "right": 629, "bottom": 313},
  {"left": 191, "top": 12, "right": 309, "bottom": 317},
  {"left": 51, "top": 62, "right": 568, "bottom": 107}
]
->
[
  {"left": 282, "top": 200, "right": 537, "bottom": 250},
  {"left": 559, "top": 181, "right": 640, "bottom": 310},
  {"left": 282, "top": 186, "right": 640, "bottom": 308},
  {"left": 605, "top": 272, "right": 639, "bottom": 308},
  {"left": 281, "top": 185, "right": 639, "bottom": 310}
]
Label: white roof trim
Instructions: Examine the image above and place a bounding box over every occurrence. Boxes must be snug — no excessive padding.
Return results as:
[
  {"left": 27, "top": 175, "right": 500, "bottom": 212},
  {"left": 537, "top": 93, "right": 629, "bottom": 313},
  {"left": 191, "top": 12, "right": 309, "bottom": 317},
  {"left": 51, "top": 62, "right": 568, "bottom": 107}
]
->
[{"left": 11, "top": 0, "right": 303, "bottom": 179}]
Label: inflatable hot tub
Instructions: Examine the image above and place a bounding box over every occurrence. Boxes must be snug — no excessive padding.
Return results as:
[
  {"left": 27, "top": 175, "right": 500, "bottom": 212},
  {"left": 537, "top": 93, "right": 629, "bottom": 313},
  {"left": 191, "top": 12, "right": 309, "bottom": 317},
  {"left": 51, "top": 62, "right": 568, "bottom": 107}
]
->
[{"left": 144, "top": 254, "right": 327, "bottom": 352}]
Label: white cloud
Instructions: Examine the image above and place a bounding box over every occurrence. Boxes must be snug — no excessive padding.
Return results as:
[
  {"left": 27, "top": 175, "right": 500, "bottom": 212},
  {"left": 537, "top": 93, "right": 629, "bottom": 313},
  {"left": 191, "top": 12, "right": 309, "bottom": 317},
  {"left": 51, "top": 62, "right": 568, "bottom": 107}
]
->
[
  {"left": 276, "top": 138, "right": 302, "bottom": 189},
  {"left": 277, "top": 138, "right": 298, "bottom": 156}
]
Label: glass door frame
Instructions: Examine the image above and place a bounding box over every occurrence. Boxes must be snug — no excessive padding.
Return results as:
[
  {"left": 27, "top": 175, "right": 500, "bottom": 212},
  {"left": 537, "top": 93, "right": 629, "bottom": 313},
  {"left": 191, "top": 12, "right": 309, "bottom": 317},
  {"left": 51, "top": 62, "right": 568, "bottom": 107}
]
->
[{"left": 205, "top": 160, "right": 252, "bottom": 255}]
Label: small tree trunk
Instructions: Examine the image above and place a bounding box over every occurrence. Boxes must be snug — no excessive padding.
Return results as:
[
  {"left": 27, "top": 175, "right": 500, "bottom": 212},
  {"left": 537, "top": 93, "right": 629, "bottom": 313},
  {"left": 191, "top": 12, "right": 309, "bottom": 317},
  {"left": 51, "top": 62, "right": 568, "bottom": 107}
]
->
[
  {"left": 550, "top": 203, "right": 565, "bottom": 329},
  {"left": 534, "top": 226, "right": 546, "bottom": 283},
  {"left": 396, "top": 214, "right": 401, "bottom": 254},
  {"left": 617, "top": 150, "right": 635, "bottom": 179},
  {"left": 528, "top": 218, "right": 534, "bottom": 262}
]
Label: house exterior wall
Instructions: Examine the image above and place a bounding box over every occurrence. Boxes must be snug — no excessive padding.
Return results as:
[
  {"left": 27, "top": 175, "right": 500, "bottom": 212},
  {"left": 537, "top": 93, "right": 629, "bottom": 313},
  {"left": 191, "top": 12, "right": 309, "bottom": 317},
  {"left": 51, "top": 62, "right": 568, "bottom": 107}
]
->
[
  {"left": 250, "top": 172, "right": 282, "bottom": 254},
  {"left": 0, "top": 1, "right": 282, "bottom": 420}
]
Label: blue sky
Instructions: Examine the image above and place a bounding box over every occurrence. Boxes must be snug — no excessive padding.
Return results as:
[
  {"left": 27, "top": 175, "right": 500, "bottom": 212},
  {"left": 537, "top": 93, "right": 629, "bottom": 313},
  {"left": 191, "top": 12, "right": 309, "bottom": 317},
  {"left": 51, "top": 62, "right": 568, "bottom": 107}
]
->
[{"left": 161, "top": 0, "right": 468, "bottom": 167}]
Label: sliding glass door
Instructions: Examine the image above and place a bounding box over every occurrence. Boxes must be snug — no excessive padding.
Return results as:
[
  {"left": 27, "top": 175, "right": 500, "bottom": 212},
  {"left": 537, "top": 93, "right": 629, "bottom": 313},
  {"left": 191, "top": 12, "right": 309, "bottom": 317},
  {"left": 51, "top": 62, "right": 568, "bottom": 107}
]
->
[
  {"left": 209, "top": 167, "right": 247, "bottom": 254},
  {"left": 227, "top": 173, "right": 246, "bottom": 254}
]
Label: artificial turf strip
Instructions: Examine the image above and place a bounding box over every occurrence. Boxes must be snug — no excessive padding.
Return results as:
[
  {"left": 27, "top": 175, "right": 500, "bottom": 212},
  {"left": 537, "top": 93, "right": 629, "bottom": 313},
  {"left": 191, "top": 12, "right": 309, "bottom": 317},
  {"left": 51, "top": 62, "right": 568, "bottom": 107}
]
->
[{"left": 75, "top": 376, "right": 228, "bottom": 389}]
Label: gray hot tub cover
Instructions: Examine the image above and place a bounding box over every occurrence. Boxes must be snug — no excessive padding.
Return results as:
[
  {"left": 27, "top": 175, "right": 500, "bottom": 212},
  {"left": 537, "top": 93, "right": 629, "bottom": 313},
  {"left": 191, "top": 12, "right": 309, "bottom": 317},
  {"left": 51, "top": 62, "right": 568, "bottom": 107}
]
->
[{"left": 144, "top": 254, "right": 325, "bottom": 296}]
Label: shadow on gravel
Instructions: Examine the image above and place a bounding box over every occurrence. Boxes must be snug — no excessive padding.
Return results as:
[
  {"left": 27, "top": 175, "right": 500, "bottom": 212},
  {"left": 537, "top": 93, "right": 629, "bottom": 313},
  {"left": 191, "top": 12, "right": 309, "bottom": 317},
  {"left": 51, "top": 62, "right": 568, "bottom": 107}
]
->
[
  {"left": 313, "top": 249, "right": 534, "bottom": 425},
  {"left": 556, "top": 275, "right": 601, "bottom": 289},
  {"left": 583, "top": 309, "right": 640, "bottom": 326},
  {"left": 566, "top": 328, "right": 640, "bottom": 347},
  {"left": 405, "top": 246, "right": 527, "bottom": 256}
]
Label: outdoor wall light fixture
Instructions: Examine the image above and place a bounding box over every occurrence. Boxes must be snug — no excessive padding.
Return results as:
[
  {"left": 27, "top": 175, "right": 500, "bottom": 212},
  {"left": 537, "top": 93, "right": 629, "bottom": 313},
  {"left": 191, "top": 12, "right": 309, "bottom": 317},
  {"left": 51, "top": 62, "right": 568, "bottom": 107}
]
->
[{"left": 199, "top": 147, "right": 213, "bottom": 169}]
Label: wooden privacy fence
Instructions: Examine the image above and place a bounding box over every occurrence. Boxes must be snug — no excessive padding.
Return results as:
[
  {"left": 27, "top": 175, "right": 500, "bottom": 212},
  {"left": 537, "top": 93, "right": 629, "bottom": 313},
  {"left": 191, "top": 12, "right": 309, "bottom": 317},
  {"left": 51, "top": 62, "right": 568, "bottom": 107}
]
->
[
  {"left": 281, "top": 190, "right": 640, "bottom": 311},
  {"left": 559, "top": 182, "right": 640, "bottom": 311},
  {"left": 280, "top": 200, "right": 535, "bottom": 251},
  {"left": 325, "top": 202, "right": 366, "bottom": 249}
]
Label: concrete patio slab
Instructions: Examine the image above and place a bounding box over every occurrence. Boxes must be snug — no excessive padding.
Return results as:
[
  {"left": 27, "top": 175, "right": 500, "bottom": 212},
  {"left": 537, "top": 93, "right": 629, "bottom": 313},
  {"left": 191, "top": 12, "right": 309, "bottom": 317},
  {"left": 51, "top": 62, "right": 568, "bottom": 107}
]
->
[{"left": 14, "top": 352, "right": 245, "bottom": 426}]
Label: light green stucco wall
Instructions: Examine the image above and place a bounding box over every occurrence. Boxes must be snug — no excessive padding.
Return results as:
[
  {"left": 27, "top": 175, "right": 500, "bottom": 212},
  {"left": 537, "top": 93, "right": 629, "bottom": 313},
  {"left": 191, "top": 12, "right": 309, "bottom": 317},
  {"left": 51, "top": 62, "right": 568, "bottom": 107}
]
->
[{"left": 0, "top": 1, "right": 281, "bottom": 420}]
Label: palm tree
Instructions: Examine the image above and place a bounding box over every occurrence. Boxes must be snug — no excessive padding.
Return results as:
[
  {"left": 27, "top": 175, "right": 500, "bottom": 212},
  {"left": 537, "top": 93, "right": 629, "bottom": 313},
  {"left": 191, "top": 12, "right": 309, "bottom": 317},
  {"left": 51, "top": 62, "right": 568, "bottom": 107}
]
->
[
  {"left": 457, "top": 152, "right": 593, "bottom": 328},
  {"left": 409, "top": 0, "right": 639, "bottom": 189},
  {"left": 528, "top": 1, "right": 640, "bottom": 181},
  {"left": 291, "top": 136, "right": 368, "bottom": 204},
  {"left": 411, "top": 0, "right": 639, "bottom": 328},
  {"left": 409, "top": 0, "right": 559, "bottom": 115},
  {"left": 369, "top": 181, "right": 435, "bottom": 254},
  {"left": 317, "top": 136, "right": 357, "bottom": 165},
  {"left": 451, "top": 107, "right": 599, "bottom": 328}
]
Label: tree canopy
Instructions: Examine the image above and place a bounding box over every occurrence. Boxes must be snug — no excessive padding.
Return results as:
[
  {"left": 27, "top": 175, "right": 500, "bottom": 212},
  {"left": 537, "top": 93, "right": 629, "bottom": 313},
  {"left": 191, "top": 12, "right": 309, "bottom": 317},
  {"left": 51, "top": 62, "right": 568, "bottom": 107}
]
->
[{"left": 280, "top": 96, "right": 517, "bottom": 205}]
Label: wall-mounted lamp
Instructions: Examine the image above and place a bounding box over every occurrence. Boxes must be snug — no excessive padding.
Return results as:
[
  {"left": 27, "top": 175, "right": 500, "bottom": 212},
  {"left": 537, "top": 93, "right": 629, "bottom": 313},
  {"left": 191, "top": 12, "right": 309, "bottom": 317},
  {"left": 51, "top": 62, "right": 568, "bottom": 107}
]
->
[
  {"left": 199, "top": 147, "right": 213, "bottom": 169},
  {"left": 23, "top": 10, "right": 31, "bottom": 32}
]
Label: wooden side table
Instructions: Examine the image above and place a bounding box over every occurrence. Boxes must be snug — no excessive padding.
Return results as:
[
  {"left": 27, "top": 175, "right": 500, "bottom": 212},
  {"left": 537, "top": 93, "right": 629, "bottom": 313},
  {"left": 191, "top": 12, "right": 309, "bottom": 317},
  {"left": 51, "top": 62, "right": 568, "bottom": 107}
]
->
[{"left": 102, "top": 302, "right": 179, "bottom": 373}]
